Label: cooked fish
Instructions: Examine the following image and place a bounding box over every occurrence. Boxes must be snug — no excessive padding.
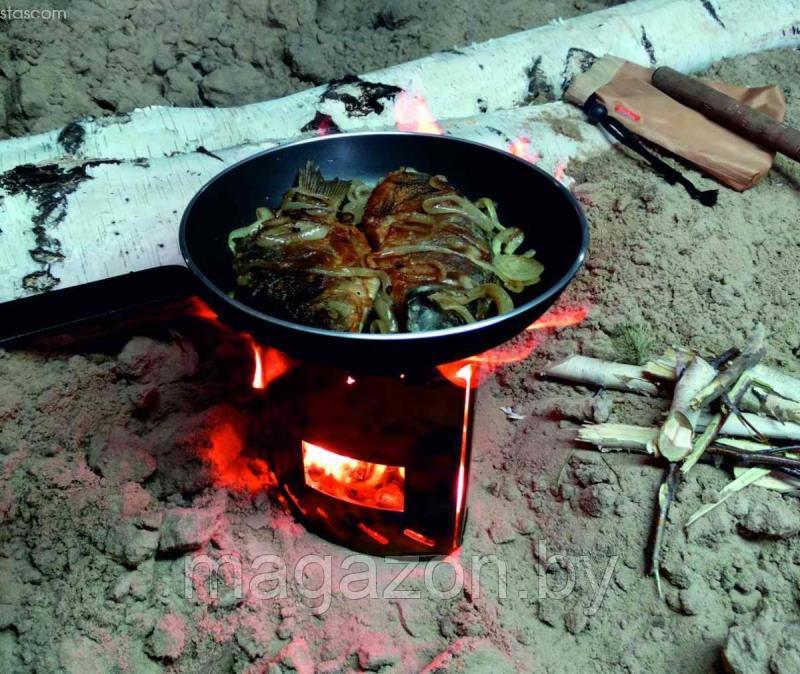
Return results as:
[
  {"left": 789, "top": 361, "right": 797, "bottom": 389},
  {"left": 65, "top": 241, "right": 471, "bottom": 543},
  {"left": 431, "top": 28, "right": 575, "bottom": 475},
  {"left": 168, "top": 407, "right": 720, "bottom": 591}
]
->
[
  {"left": 231, "top": 162, "right": 381, "bottom": 332},
  {"left": 362, "top": 169, "right": 497, "bottom": 331},
  {"left": 229, "top": 163, "right": 543, "bottom": 335}
]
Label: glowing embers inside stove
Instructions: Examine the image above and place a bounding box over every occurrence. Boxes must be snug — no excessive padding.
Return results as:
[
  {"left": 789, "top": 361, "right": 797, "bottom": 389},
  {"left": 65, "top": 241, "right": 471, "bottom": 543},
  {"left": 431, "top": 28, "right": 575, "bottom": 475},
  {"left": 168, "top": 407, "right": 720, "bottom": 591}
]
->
[{"left": 301, "top": 441, "right": 405, "bottom": 512}]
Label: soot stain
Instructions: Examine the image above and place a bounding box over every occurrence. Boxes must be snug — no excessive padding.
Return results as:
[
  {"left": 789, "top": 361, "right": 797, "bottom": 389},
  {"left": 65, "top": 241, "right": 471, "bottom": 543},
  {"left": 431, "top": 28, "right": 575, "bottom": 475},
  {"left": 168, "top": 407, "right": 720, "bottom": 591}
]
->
[
  {"left": 320, "top": 75, "right": 403, "bottom": 117},
  {"left": 56, "top": 121, "right": 86, "bottom": 155},
  {"left": 560, "top": 48, "right": 597, "bottom": 95},
  {"left": 700, "top": 0, "right": 726, "bottom": 28},
  {"left": 300, "top": 112, "right": 342, "bottom": 135},
  {"left": 640, "top": 26, "right": 657, "bottom": 66},
  {"left": 524, "top": 56, "right": 556, "bottom": 104},
  {"left": 0, "top": 159, "right": 119, "bottom": 292},
  {"left": 195, "top": 146, "right": 224, "bottom": 162},
  {"left": 486, "top": 126, "right": 511, "bottom": 143}
]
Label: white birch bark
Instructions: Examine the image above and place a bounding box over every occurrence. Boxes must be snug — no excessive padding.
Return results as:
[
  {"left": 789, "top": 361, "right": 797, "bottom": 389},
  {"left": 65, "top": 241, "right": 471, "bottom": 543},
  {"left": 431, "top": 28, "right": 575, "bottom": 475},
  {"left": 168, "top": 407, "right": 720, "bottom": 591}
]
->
[{"left": 0, "top": 0, "right": 797, "bottom": 170}]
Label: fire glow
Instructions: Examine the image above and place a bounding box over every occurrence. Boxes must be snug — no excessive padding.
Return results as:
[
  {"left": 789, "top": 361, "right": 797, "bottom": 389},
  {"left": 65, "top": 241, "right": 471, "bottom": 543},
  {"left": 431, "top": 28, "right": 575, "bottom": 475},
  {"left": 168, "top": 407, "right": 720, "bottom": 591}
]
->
[
  {"left": 452, "top": 364, "right": 473, "bottom": 548},
  {"left": 301, "top": 441, "right": 406, "bottom": 512},
  {"left": 437, "top": 304, "right": 589, "bottom": 388},
  {"left": 251, "top": 343, "right": 291, "bottom": 390},
  {"left": 508, "top": 135, "right": 542, "bottom": 164},
  {"left": 394, "top": 89, "right": 444, "bottom": 135}
]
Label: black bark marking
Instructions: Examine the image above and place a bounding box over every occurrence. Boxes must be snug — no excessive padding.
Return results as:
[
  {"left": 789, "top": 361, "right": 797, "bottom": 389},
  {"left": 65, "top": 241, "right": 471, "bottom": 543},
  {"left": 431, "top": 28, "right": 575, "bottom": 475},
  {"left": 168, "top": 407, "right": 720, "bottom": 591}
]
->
[
  {"left": 476, "top": 98, "right": 488, "bottom": 113},
  {"left": 640, "top": 26, "right": 657, "bottom": 66},
  {"left": 700, "top": 0, "right": 726, "bottom": 28},
  {"left": 559, "top": 48, "right": 598, "bottom": 95},
  {"left": 524, "top": 56, "right": 556, "bottom": 104},
  {"left": 486, "top": 126, "right": 511, "bottom": 143},
  {"left": 0, "top": 159, "right": 119, "bottom": 293},
  {"left": 22, "top": 270, "right": 60, "bottom": 292},
  {"left": 195, "top": 146, "right": 224, "bottom": 162},
  {"left": 300, "top": 112, "right": 342, "bottom": 135},
  {"left": 320, "top": 75, "right": 403, "bottom": 117},
  {"left": 57, "top": 121, "right": 86, "bottom": 155}
]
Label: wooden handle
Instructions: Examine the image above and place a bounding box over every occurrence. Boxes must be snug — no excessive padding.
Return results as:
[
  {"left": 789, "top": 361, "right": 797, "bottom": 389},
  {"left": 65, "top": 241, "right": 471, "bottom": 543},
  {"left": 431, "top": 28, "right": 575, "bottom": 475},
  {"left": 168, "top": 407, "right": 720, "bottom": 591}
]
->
[{"left": 651, "top": 66, "right": 800, "bottom": 162}]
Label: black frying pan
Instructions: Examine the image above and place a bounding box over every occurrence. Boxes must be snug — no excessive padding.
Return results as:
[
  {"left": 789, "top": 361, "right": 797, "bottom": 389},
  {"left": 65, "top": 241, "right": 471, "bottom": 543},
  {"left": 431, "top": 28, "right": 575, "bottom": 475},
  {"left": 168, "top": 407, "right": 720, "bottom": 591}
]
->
[{"left": 180, "top": 132, "right": 588, "bottom": 373}]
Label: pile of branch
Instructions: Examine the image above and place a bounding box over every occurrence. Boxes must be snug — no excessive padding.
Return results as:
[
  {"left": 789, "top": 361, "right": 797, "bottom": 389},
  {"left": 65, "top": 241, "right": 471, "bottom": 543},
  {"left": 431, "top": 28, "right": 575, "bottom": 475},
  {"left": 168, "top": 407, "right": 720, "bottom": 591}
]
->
[{"left": 542, "top": 325, "right": 800, "bottom": 596}]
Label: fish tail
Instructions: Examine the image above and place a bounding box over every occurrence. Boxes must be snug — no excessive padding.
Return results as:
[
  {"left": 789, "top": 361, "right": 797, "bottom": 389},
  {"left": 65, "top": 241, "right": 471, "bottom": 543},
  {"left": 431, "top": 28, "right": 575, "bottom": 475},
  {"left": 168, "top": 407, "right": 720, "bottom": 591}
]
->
[{"left": 298, "top": 161, "right": 351, "bottom": 205}]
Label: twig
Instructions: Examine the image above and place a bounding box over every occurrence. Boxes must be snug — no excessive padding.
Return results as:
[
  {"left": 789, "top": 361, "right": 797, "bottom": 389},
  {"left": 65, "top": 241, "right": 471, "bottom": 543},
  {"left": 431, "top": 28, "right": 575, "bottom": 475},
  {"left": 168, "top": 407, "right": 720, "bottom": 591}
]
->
[
  {"left": 690, "top": 324, "right": 766, "bottom": 410},
  {"left": 392, "top": 600, "right": 417, "bottom": 637},
  {"left": 710, "top": 347, "right": 740, "bottom": 370},
  {"left": 761, "top": 444, "right": 800, "bottom": 455},
  {"left": 728, "top": 405, "right": 770, "bottom": 444},
  {"left": 710, "top": 444, "right": 800, "bottom": 473},
  {"left": 649, "top": 463, "right": 680, "bottom": 599}
]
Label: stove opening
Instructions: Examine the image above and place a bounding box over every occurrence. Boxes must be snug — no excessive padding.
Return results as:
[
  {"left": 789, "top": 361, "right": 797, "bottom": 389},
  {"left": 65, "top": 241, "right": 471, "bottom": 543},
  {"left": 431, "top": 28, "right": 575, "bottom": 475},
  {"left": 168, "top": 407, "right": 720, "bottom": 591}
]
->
[{"left": 301, "top": 440, "right": 405, "bottom": 512}]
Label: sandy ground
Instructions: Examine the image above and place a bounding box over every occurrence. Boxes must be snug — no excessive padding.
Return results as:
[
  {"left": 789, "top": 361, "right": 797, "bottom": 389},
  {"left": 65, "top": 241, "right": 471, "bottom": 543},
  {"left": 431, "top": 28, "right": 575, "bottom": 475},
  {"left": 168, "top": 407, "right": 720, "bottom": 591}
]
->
[
  {"left": 0, "top": 0, "right": 625, "bottom": 137},
  {"left": 1, "top": 44, "right": 800, "bottom": 673}
]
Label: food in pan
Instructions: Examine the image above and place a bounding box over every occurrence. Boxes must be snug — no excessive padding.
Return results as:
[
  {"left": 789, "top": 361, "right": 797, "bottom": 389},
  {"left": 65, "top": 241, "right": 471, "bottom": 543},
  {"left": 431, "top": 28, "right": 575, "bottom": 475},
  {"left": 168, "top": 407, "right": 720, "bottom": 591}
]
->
[{"left": 229, "top": 162, "right": 543, "bottom": 334}]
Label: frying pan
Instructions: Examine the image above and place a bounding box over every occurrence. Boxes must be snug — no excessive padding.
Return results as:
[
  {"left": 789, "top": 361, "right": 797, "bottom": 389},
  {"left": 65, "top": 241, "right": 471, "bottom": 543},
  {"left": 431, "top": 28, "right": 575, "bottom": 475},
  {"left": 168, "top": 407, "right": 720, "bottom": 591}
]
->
[{"left": 180, "top": 132, "right": 588, "bottom": 373}]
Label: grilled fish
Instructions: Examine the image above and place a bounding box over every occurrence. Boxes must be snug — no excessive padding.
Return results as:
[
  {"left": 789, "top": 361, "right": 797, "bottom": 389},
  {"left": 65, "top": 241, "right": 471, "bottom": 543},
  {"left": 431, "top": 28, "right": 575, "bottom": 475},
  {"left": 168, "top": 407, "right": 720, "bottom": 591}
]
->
[
  {"left": 362, "top": 169, "right": 496, "bottom": 331},
  {"left": 231, "top": 163, "right": 380, "bottom": 332}
]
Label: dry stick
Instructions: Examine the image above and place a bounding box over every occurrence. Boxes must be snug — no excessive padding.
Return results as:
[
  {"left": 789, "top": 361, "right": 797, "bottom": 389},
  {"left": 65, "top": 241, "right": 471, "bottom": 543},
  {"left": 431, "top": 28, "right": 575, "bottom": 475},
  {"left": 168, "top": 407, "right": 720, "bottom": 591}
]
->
[
  {"left": 710, "top": 445, "right": 800, "bottom": 475},
  {"left": 715, "top": 413, "right": 800, "bottom": 441},
  {"left": 710, "top": 347, "right": 741, "bottom": 370},
  {"left": 649, "top": 463, "right": 680, "bottom": 599},
  {"left": 540, "top": 355, "right": 660, "bottom": 396},
  {"left": 690, "top": 325, "right": 766, "bottom": 411},
  {"left": 658, "top": 356, "right": 717, "bottom": 462},
  {"left": 750, "top": 368, "right": 800, "bottom": 404},
  {"left": 577, "top": 424, "right": 657, "bottom": 452},
  {"left": 741, "top": 386, "right": 800, "bottom": 423},
  {"left": 761, "top": 445, "right": 800, "bottom": 455},
  {"left": 683, "top": 373, "right": 754, "bottom": 473},
  {"left": 583, "top": 433, "right": 800, "bottom": 477},
  {"left": 578, "top": 418, "right": 800, "bottom": 451},
  {"left": 682, "top": 414, "right": 724, "bottom": 474}
]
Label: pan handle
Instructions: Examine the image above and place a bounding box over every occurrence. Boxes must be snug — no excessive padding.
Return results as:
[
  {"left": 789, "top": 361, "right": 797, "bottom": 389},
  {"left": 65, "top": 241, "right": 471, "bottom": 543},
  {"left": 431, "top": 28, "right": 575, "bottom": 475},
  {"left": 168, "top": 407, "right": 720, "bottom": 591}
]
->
[{"left": 0, "top": 266, "right": 200, "bottom": 346}]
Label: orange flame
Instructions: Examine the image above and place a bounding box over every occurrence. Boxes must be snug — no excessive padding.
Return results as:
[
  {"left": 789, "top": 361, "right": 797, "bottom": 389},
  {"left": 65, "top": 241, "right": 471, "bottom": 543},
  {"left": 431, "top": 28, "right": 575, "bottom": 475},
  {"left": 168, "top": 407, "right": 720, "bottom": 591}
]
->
[
  {"left": 525, "top": 305, "right": 588, "bottom": 331},
  {"left": 394, "top": 89, "right": 444, "bottom": 135},
  {"left": 437, "top": 304, "right": 590, "bottom": 388},
  {"left": 553, "top": 159, "right": 569, "bottom": 184},
  {"left": 206, "top": 421, "right": 277, "bottom": 493},
  {"left": 508, "top": 136, "right": 542, "bottom": 164},
  {"left": 187, "top": 297, "right": 219, "bottom": 322},
  {"left": 251, "top": 343, "right": 291, "bottom": 391},
  {"left": 301, "top": 441, "right": 405, "bottom": 512}
]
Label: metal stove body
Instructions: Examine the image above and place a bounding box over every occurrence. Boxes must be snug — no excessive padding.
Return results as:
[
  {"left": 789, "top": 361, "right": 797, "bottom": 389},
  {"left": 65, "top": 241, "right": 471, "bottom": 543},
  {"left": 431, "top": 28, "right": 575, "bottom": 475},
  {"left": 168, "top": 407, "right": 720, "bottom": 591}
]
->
[{"left": 264, "top": 359, "right": 475, "bottom": 556}]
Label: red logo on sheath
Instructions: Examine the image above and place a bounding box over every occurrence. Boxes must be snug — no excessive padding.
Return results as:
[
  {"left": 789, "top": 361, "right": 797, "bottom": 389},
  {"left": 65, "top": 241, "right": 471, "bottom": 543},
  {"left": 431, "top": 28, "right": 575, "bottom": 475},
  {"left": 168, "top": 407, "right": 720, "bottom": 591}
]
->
[{"left": 614, "top": 103, "right": 641, "bottom": 122}]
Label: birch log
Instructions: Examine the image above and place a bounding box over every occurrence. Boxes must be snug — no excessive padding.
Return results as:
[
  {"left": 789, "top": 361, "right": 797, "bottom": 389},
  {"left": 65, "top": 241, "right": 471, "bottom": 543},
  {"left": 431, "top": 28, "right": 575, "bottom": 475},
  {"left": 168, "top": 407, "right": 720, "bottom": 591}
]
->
[
  {"left": 1, "top": 0, "right": 799, "bottom": 305},
  {"left": 1, "top": 0, "right": 797, "bottom": 170},
  {"left": 0, "top": 104, "right": 608, "bottom": 302}
]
